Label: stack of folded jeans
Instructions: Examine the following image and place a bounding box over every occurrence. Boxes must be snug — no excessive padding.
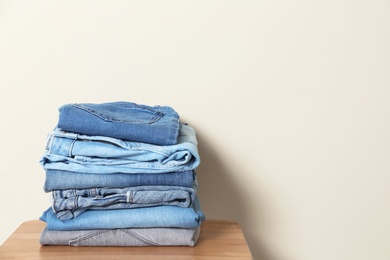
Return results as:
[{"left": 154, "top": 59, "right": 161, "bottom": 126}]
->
[{"left": 38, "top": 102, "right": 205, "bottom": 247}]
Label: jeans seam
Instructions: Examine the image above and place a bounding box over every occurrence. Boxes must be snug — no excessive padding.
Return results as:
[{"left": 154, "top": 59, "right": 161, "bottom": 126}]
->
[
  {"left": 69, "top": 230, "right": 111, "bottom": 246},
  {"left": 68, "top": 139, "right": 76, "bottom": 157},
  {"left": 120, "top": 229, "right": 160, "bottom": 246},
  {"left": 72, "top": 103, "right": 164, "bottom": 124}
]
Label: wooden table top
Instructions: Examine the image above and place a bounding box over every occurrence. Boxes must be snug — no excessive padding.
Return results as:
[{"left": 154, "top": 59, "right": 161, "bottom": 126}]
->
[{"left": 0, "top": 219, "right": 252, "bottom": 260}]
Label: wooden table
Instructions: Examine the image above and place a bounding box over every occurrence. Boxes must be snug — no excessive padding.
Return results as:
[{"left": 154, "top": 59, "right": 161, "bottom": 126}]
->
[{"left": 0, "top": 220, "right": 252, "bottom": 259}]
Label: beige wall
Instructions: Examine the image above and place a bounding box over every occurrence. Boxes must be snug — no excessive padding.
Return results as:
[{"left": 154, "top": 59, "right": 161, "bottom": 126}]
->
[{"left": 1, "top": 1, "right": 390, "bottom": 259}]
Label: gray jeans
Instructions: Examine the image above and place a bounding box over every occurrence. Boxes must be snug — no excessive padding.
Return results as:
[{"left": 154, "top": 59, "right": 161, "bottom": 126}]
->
[{"left": 40, "top": 226, "right": 200, "bottom": 246}]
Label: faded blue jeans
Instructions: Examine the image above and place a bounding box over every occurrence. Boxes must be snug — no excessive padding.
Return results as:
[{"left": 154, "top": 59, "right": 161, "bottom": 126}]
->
[
  {"left": 52, "top": 185, "right": 198, "bottom": 221},
  {"left": 57, "top": 102, "right": 180, "bottom": 145},
  {"left": 40, "top": 197, "right": 205, "bottom": 230},
  {"left": 44, "top": 169, "right": 197, "bottom": 192},
  {"left": 40, "top": 124, "right": 200, "bottom": 174}
]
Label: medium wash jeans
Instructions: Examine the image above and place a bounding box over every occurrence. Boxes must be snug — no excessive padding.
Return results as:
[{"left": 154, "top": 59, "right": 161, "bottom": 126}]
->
[
  {"left": 58, "top": 102, "right": 180, "bottom": 145},
  {"left": 44, "top": 169, "right": 196, "bottom": 192},
  {"left": 40, "top": 197, "right": 205, "bottom": 230},
  {"left": 40, "top": 124, "right": 200, "bottom": 174},
  {"left": 40, "top": 226, "right": 200, "bottom": 246},
  {"left": 52, "top": 185, "right": 198, "bottom": 221}
]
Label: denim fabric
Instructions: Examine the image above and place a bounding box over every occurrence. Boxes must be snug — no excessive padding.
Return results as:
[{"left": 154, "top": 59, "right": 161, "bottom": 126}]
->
[
  {"left": 39, "top": 225, "right": 200, "bottom": 246},
  {"left": 57, "top": 102, "right": 180, "bottom": 145},
  {"left": 40, "top": 197, "right": 205, "bottom": 230},
  {"left": 52, "top": 185, "right": 198, "bottom": 221},
  {"left": 40, "top": 124, "right": 200, "bottom": 174},
  {"left": 43, "top": 170, "right": 196, "bottom": 192}
]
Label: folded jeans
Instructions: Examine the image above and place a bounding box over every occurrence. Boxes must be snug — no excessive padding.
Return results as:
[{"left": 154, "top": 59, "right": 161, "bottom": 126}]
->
[
  {"left": 40, "top": 124, "right": 200, "bottom": 174},
  {"left": 44, "top": 169, "right": 197, "bottom": 192},
  {"left": 57, "top": 102, "right": 180, "bottom": 145},
  {"left": 52, "top": 185, "right": 198, "bottom": 221},
  {"left": 40, "top": 197, "right": 205, "bottom": 230},
  {"left": 40, "top": 225, "right": 200, "bottom": 246}
]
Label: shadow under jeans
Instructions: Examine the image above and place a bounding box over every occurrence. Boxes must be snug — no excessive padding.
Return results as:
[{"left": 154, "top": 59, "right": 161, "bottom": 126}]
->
[{"left": 196, "top": 129, "right": 277, "bottom": 260}]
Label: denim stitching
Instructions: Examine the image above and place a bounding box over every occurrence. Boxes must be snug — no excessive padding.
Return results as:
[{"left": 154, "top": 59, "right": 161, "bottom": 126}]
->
[
  {"left": 120, "top": 229, "right": 159, "bottom": 246},
  {"left": 72, "top": 104, "right": 164, "bottom": 124},
  {"left": 69, "top": 230, "right": 111, "bottom": 246},
  {"left": 68, "top": 139, "right": 76, "bottom": 158}
]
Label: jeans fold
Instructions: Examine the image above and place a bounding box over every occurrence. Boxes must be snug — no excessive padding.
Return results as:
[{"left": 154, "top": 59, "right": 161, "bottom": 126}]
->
[
  {"left": 40, "top": 225, "right": 200, "bottom": 246},
  {"left": 40, "top": 124, "right": 200, "bottom": 174},
  {"left": 40, "top": 197, "right": 205, "bottom": 230},
  {"left": 52, "top": 185, "right": 197, "bottom": 221},
  {"left": 44, "top": 169, "right": 197, "bottom": 192},
  {"left": 57, "top": 102, "right": 180, "bottom": 145}
]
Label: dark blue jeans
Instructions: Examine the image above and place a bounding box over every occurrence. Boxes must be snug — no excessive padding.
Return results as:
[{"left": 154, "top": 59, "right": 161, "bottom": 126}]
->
[{"left": 57, "top": 102, "right": 180, "bottom": 145}]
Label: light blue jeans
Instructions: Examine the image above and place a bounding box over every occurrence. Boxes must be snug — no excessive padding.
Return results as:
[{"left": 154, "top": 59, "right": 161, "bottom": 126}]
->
[
  {"left": 44, "top": 169, "right": 196, "bottom": 192},
  {"left": 58, "top": 102, "right": 180, "bottom": 145},
  {"left": 52, "top": 185, "right": 198, "bottom": 221},
  {"left": 40, "top": 124, "right": 200, "bottom": 174},
  {"left": 40, "top": 197, "right": 205, "bottom": 230}
]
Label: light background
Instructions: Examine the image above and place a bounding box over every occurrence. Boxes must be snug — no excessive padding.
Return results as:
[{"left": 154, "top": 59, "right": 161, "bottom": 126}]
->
[{"left": 1, "top": 1, "right": 389, "bottom": 260}]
